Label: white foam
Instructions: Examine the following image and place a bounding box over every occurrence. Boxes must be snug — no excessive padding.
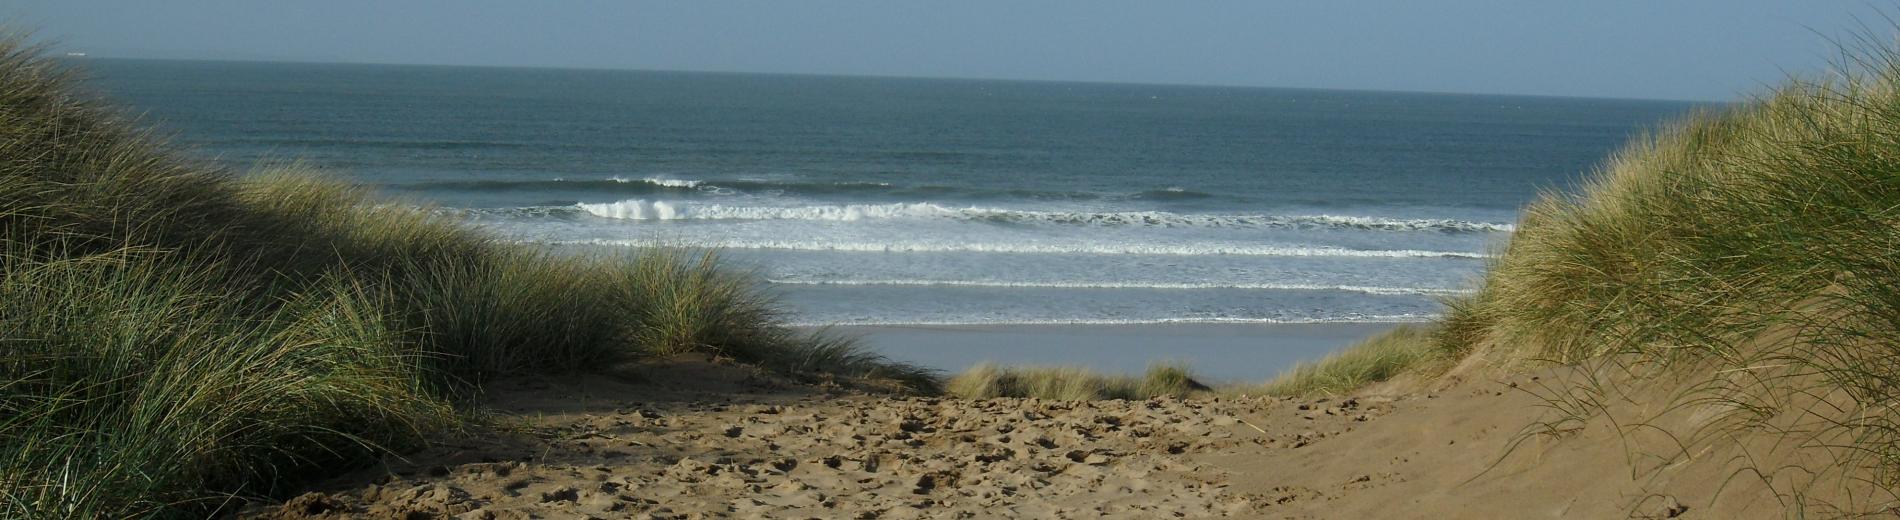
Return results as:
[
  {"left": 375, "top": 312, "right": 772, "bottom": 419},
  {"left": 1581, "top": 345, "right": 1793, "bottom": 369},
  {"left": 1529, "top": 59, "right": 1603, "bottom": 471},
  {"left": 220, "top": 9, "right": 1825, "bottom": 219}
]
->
[
  {"left": 571, "top": 199, "right": 1514, "bottom": 232},
  {"left": 764, "top": 278, "right": 1474, "bottom": 296},
  {"left": 574, "top": 199, "right": 683, "bottom": 220},
  {"left": 607, "top": 176, "right": 702, "bottom": 188},
  {"left": 542, "top": 238, "right": 1491, "bottom": 259},
  {"left": 578, "top": 200, "right": 956, "bottom": 221},
  {"left": 1295, "top": 214, "right": 1515, "bottom": 233}
]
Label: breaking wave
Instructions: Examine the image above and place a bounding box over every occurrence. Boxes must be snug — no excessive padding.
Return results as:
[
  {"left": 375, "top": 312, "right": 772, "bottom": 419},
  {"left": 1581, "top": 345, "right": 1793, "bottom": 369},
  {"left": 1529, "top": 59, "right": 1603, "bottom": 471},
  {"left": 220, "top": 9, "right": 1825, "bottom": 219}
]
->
[
  {"left": 572, "top": 200, "right": 1514, "bottom": 232},
  {"left": 612, "top": 176, "right": 701, "bottom": 188},
  {"left": 765, "top": 278, "right": 1474, "bottom": 296},
  {"left": 541, "top": 237, "right": 1490, "bottom": 258}
]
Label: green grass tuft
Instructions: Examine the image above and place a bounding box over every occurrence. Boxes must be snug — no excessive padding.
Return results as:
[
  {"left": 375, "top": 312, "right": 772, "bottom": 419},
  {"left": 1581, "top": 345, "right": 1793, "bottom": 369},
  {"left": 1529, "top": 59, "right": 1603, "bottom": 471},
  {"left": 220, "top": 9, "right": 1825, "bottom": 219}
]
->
[
  {"left": 946, "top": 362, "right": 1207, "bottom": 401},
  {"left": 1254, "top": 324, "right": 1442, "bottom": 397}
]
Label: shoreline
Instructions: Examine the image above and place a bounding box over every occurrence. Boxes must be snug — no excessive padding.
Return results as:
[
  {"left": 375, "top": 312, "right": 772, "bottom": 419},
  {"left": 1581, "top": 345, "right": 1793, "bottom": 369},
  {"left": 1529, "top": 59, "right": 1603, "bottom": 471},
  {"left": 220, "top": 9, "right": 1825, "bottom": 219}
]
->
[{"left": 812, "top": 321, "right": 1405, "bottom": 383}]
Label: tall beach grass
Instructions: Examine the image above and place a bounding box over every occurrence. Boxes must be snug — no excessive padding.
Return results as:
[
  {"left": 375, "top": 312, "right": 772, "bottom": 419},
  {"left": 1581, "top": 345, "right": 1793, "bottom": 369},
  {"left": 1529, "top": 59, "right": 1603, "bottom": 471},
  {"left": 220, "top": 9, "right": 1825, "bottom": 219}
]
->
[
  {"left": 1254, "top": 28, "right": 1900, "bottom": 511},
  {"left": 0, "top": 37, "right": 933, "bottom": 518}
]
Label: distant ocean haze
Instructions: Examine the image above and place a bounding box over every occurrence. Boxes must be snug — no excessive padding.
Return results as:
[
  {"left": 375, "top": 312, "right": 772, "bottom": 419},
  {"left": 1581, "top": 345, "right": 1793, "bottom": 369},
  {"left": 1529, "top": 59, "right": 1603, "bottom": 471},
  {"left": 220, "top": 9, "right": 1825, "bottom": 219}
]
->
[{"left": 84, "top": 59, "right": 1704, "bottom": 326}]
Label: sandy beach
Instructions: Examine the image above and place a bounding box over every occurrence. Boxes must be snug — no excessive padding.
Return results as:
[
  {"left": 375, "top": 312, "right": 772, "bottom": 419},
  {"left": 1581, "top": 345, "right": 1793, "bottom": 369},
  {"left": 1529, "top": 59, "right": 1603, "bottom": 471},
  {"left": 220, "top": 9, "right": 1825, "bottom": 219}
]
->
[
  {"left": 245, "top": 351, "right": 1821, "bottom": 519},
  {"left": 825, "top": 323, "right": 1402, "bottom": 383}
]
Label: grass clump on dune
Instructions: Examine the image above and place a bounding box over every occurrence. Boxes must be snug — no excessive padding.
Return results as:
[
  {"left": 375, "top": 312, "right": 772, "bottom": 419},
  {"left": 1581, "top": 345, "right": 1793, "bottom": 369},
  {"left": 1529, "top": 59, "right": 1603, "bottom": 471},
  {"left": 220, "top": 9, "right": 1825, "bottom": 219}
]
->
[
  {"left": 1447, "top": 43, "right": 1900, "bottom": 388},
  {"left": 1446, "top": 42, "right": 1900, "bottom": 503},
  {"left": 1255, "top": 31, "right": 1900, "bottom": 509},
  {"left": 947, "top": 362, "right": 1208, "bottom": 401},
  {"left": 1181, "top": 27, "right": 1900, "bottom": 512},
  {"left": 1255, "top": 324, "right": 1444, "bottom": 397},
  {"left": 0, "top": 38, "right": 933, "bottom": 518},
  {"left": 0, "top": 247, "right": 459, "bottom": 517}
]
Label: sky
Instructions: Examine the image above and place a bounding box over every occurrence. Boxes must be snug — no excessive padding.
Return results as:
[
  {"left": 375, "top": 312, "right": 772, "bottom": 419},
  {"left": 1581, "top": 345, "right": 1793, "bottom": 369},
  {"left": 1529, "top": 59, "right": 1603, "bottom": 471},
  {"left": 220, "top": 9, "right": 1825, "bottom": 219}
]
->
[{"left": 4, "top": 1, "right": 1892, "bottom": 101}]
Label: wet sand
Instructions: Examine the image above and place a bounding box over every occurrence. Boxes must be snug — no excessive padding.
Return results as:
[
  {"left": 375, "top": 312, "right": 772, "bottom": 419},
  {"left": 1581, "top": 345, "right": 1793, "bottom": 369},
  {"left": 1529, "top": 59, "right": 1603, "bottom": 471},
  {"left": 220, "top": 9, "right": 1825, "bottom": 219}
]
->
[{"left": 831, "top": 322, "right": 1403, "bottom": 382}]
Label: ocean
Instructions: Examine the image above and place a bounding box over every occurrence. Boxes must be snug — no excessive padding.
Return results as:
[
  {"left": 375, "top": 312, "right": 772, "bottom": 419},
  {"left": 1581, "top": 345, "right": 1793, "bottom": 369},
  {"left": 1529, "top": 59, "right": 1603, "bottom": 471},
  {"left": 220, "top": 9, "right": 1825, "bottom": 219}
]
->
[{"left": 81, "top": 59, "right": 1702, "bottom": 327}]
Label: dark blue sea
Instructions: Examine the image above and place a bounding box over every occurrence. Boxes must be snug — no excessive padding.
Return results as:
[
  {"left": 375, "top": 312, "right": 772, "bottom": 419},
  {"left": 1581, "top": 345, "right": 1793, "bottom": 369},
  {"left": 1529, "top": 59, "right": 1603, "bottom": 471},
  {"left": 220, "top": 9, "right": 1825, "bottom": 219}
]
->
[{"left": 81, "top": 59, "right": 1702, "bottom": 326}]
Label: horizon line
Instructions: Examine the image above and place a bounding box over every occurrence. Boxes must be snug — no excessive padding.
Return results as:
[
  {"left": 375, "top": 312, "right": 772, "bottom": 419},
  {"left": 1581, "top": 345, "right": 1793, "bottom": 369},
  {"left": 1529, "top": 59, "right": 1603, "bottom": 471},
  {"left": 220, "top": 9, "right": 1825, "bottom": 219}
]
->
[{"left": 69, "top": 54, "right": 1723, "bottom": 105}]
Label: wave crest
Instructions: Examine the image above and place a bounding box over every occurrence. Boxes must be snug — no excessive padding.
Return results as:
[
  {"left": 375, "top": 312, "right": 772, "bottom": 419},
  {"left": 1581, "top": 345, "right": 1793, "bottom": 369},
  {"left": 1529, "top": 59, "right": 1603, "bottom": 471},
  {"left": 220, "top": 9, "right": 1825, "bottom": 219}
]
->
[
  {"left": 766, "top": 278, "right": 1474, "bottom": 296},
  {"left": 541, "top": 237, "right": 1490, "bottom": 258},
  {"left": 572, "top": 200, "right": 1514, "bottom": 232},
  {"left": 611, "top": 176, "right": 703, "bottom": 189}
]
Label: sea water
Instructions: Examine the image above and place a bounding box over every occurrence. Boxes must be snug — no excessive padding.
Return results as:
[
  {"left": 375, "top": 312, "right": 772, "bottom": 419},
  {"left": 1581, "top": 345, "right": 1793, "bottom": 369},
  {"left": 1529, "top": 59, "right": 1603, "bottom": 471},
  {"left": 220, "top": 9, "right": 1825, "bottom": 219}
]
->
[{"left": 83, "top": 59, "right": 1703, "bottom": 326}]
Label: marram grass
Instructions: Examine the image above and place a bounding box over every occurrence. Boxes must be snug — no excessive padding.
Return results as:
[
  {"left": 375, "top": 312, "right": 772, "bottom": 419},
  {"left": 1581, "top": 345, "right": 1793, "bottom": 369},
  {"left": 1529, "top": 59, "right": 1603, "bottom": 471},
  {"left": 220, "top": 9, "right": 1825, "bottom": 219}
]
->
[
  {"left": 0, "top": 37, "right": 934, "bottom": 518},
  {"left": 1253, "top": 324, "right": 1443, "bottom": 397},
  {"left": 947, "top": 362, "right": 1207, "bottom": 401},
  {"left": 1277, "top": 29, "right": 1900, "bottom": 510},
  {"left": 1448, "top": 51, "right": 1900, "bottom": 507},
  {"left": 0, "top": 247, "right": 459, "bottom": 517}
]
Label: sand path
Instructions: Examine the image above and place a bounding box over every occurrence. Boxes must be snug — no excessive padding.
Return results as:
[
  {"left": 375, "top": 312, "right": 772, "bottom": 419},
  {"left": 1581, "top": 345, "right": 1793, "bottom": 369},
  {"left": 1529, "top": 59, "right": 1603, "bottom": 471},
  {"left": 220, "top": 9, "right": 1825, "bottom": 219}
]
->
[{"left": 250, "top": 359, "right": 1803, "bottom": 519}]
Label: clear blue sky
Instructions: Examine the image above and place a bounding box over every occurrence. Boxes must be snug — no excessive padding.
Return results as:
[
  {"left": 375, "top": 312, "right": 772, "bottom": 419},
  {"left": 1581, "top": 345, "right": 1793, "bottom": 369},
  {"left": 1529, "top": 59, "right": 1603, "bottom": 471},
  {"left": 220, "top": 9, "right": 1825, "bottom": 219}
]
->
[{"left": 6, "top": 1, "right": 1890, "bottom": 101}]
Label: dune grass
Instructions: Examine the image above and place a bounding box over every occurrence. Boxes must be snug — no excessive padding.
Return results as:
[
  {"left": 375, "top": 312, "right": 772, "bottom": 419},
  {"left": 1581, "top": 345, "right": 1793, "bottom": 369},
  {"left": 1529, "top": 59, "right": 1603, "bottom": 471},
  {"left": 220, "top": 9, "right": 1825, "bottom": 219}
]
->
[
  {"left": 1456, "top": 43, "right": 1900, "bottom": 505},
  {"left": 947, "top": 362, "right": 1208, "bottom": 401},
  {"left": 0, "top": 246, "right": 461, "bottom": 517},
  {"left": 1233, "top": 30, "right": 1900, "bottom": 509},
  {"left": 1254, "top": 324, "right": 1445, "bottom": 397},
  {"left": 0, "top": 38, "right": 934, "bottom": 518}
]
